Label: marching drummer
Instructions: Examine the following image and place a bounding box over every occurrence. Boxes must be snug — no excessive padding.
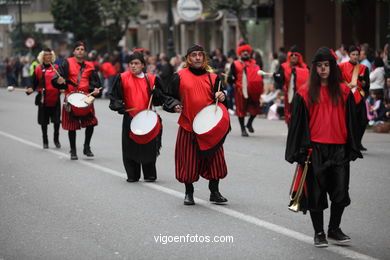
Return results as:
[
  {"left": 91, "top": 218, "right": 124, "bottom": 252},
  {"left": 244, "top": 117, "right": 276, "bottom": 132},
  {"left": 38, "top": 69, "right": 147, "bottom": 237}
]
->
[
  {"left": 52, "top": 41, "right": 101, "bottom": 160},
  {"left": 26, "top": 48, "right": 61, "bottom": 149},
  {"left": 109, "top": 51, "right": 173, "bottom": 182},
  {"left": 164, "top": 44, "right": 229, "bottom": 206},
  {"left": 228, "top": 42, "right": 263, "bottom": 136}
]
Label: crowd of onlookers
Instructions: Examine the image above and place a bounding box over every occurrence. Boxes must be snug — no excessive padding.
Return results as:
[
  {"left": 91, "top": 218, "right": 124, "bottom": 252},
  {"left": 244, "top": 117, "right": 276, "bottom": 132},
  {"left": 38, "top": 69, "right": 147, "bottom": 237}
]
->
[{"left": 1, "top": 42, "right": 389, "bottom": 129}]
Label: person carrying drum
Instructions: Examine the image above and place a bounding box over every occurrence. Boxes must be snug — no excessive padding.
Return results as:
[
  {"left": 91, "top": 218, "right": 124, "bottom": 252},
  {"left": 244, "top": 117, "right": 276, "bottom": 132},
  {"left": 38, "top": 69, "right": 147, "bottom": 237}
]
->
[
  {"left": 52, "top": 41, "right": 101, "bottom": 160},
  {"left": 228, "top": 42, "right": 263, "bottom": 136},
  {"left": 109, "top": 51, "right": 173, "bottom": 182},
  {"left": 285, "top": 47, "right": 362, "bottom": 247},
  {"left": 338, "top": 45, "right": 370, "bottom": 151},
  {"left": 273, "top": 45, "right": 309, "bottom": 125},
  {"left": 26, "top": 48, "right": 61, "bottom": 149},
  {"left": 164, "top": 44, "right": 229, "bottom": 206}
]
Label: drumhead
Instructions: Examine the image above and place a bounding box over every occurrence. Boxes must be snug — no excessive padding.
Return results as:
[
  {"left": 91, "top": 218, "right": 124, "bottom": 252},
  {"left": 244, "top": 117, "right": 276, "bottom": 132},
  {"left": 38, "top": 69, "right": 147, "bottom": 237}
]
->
[
  {"left": 67, "top": 92, "right": 89, "bottom": 108},
  {"left": 193, "top": 105, "right": 223, "bottom": 134},
  {"left": 130, "top": 110, "right": 158, "bottom": 135}
]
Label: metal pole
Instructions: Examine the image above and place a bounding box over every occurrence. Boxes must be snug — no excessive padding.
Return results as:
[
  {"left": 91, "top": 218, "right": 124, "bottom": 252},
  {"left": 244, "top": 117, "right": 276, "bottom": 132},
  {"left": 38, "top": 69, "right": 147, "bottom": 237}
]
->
[
  {"left": 167, "top": 0, "right": 175, "bottom": 58},
  {"left": 18, "top": 0, "right": 22, "bottom": 35}
]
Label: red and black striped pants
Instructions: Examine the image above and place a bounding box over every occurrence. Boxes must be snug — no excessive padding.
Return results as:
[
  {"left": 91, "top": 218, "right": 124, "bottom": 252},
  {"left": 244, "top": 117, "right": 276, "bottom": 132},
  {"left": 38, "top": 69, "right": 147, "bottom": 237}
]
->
[
  {"left": 234, "top": 87, "right": 261, "bottom": 117},
  {"left": 61, "top": 104, "right": 98, "bottom": 131},
  {"left": 175, "top": 127, "right": 227, "bottom": 183}
]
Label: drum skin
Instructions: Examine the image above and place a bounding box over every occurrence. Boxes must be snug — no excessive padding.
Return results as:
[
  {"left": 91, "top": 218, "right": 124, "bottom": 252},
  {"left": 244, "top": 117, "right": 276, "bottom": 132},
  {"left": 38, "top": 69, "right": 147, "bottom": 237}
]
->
[
  {"left": 67, "top": 92, "right": 92, "bottom": 117},
  {"left": 129, "top": 110, "right": 162, "bottom": 144},
  {"left": 193, "top": 103, "right": 230, "bottom": 151}
]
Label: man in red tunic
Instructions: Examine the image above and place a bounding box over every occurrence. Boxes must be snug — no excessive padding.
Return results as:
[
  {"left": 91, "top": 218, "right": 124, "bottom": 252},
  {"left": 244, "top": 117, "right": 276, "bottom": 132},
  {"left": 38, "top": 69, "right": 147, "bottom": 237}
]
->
[
  {"left": 109, "top": 51, "right": 172, "bottom": 182},
  {"left": 338, "top": 45, "right": 370, "bottom": 151},
  {"left": 164, "top": 45, "right": 229, "bottom": 205},
  {"left": 53, "top": 41, "right": 101, "bottom": 160},
  {"left": 228, "top": 42, "right": 263, "bottom": 136},
  {"left": 286, "top": 47, "right": 362, "bottom": 247},
  {"left": 274, "top": 45, "right": 309, "bottom": 125},
  {"left": 26, "top": 48, "right": 61, "bottom": 149}
]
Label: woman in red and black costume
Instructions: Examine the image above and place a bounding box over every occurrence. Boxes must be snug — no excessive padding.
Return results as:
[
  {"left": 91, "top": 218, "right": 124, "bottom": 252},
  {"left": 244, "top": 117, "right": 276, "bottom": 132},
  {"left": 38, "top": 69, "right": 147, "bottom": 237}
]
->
[
  {"left": 26, "top": 48, "right": 61, "bottom": 149},
  {"left": 338, "top": 45, "right": 370, "bottom": 151},
  {"left": 52, "top": 41, "right": 101, "bottom": 160},
  {"left": 274, "top": 45, "right": 310, "bottom": 125},
  {"left": 109, "top": 51, "right": 173, "bottom": 182},
  {"left": 285, "top": 47, "right": 362, "bottom": 247},
  {"left": 228, "top": 42, "right": 263, "bottom": 136},
  {"left": 164, "top": 44, "right": 229, "bottom": 206}
]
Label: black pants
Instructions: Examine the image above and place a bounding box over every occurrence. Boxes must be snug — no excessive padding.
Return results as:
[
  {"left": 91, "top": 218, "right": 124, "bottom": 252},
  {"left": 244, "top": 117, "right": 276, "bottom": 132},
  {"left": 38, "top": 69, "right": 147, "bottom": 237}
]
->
[{"left": 123, "top": 159, "right": 156, "bottom": 181}]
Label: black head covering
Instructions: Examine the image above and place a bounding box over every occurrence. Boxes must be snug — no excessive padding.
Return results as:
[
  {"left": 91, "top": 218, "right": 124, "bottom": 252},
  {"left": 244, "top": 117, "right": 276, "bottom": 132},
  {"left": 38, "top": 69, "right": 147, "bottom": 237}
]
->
[
  {"left": 186, "top": 44, "right": 205, "bottom": 57},
  {"left": 348, "top": 45, "right": 360, "bottom": 54},
  {"left": 72, "top": 41, "right": 86, "bottom": 51},
  {"left": 43, "top": 48, "right": 52, "bottom": 52},
  {"left": 312, "top": 47, "right": 337, "bottom": 63},
  {"left": 289, "top": 45, "right": 301, "bottom": 53},
  {"left": 128, "top": 51, "right": 146, "bottom": 65}
]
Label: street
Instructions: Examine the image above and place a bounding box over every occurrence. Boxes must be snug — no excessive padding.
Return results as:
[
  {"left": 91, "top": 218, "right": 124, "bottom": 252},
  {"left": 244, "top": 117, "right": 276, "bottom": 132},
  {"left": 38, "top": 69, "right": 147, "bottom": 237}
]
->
[{"left": 1, "top": 89, "right": 389, "bottom": 260}]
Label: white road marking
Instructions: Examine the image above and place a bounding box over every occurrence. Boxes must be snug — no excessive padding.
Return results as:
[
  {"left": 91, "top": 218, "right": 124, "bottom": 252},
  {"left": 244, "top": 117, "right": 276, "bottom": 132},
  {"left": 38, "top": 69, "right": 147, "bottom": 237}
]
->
[{"left": 0, "top": 130, "right": 378, "bottom": 260}]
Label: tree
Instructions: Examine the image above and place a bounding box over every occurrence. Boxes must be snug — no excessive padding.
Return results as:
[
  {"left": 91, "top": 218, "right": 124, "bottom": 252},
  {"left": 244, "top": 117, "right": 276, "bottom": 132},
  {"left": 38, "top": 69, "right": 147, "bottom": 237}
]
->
[
  {"left": 10, "top": 24, "right": 47, "bottom": 56},
  {"left": 51, "top": 0, "right": 102, "bottom": 45},
  {"left": 51, "top": 0, "right": 142, "bottom": 52},
  {"left": 205, "top": 0, "right": 251, "bottom": 42},
  {"left": 97, "top": 0, "right": 142, "bottom": 52}
]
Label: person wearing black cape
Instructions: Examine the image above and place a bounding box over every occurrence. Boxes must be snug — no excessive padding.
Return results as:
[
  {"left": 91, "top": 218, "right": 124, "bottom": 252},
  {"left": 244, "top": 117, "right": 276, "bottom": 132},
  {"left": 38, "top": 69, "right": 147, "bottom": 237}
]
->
[
  {"left": 109, "top": 51, "right": 173, "bottom": 182},
  {"left": 285, "top": 47, "right": 363, "bottom": 247}
]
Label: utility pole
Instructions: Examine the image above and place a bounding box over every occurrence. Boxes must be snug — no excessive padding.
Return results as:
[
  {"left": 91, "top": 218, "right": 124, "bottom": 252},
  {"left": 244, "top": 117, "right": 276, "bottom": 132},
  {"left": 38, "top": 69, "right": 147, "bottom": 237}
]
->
[{"left": 167, "top": 0, "right": 175, "bottom": 58}]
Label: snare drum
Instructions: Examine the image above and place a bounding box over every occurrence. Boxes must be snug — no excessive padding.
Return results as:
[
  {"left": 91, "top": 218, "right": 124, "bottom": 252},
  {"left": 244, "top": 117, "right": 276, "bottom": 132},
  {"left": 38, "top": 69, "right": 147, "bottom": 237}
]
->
[
  {"left": 66, "top": 92, "right": 92, "bottom": 117},
  {"left": 193, "top": 103, "right": 230, "bottom": 151},
  {"left": 129, "top": 110, "right": 162, "bottom": 144}
]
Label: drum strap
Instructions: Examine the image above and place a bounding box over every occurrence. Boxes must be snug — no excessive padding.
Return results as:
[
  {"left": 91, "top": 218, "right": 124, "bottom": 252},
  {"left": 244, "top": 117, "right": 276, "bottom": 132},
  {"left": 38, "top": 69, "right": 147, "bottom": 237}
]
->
[
  {"left": 66, "top": 62, "right": 86, "bottom": 88},
  {"left": 144, "top": 73, "right": 152, "bottom": 93},
  {"left": 207, "top": 72, "right": 214, "bottom": 94}
]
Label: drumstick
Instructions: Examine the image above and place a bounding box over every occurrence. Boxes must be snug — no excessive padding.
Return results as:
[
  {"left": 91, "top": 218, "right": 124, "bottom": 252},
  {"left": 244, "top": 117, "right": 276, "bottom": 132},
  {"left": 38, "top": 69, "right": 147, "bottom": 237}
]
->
[
  {"left": 215, "top": 80, "right": 222, "bottom": 113},
  {"left": 147, "top": 85, "right": 155, "bottom": 110},
  {"left": 49, "top": 63, "right": 62, "bottom": 78},
  {"left": 88, "top": 87, "right": 103, "bottom": 97},
  {"left": 125, "top": 108, "right": 137, "bottom": 112},
  {"left": 7, "top": 86, "right": 28, "bottom": 92}
]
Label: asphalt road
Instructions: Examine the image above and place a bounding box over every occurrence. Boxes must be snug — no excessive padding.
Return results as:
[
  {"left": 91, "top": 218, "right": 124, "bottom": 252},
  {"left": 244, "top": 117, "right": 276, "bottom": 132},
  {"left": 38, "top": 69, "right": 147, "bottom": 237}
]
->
[{"left": 1, "top": 89, "right": 389, "bottom": 260}]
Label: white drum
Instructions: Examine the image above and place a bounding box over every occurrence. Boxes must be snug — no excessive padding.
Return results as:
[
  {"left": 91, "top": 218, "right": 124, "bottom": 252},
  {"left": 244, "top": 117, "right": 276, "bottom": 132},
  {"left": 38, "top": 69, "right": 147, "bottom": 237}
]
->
[
  {"left": 193, "top": 105, "right": 223, "bottom": 134},
  {"left": 67, "top": 92, "right": 89, "bottom": 108}
]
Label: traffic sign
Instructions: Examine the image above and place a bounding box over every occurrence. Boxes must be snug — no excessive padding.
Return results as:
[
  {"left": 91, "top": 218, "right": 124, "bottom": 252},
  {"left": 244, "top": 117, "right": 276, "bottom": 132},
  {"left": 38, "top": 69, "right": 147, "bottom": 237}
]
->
[
  {"left": 24, "top": 37, "right": 35, "bottom": 48},
  {"left": 0, "top": 15, "right": 14, "bottom": 24},
  {"left": 177, "top": 0, "right": 203, "bottom": 22}
]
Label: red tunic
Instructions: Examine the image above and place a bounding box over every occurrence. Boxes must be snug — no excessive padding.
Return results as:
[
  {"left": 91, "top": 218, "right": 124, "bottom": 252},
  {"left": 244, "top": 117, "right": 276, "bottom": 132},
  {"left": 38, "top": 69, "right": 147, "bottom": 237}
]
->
[
  {"left": 339, "top": 61, "right": 367, "bottom": 104},
  {"left": 177, "top": 68, "right": 217, "bottom": 132},
  {"left": 34, "top": 64, "right": 60, "bottom": 107},
  {"left": 281, "top": 62, "right": 309, "bottom": 124},
  {"left": 100, "top": 62, "right": 117, "bottom": 78},
  {"left": 65, "top": 57, "right": 95, "bottom": 94},
  {"left": 120, "top": 72, "right": 156, "bottom": 117},
  {"left": 298, "top": 84, "right": 350, "bottom": 144}
]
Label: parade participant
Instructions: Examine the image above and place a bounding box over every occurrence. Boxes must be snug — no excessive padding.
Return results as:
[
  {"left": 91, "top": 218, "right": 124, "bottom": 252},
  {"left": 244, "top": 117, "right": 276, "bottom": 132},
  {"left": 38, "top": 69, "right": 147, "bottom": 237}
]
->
[
  {"left": 26, "top": 48, "right": 61, "bottom": 149},
  {"left": 228, "top": 42, "right": 263, "bottom": 136},
  {"left": 53, "top": 41, "right": 101, "bottom": 160},
  {"left": 274, "top": 45, "right": 309, "bottom": 125},
  {"left": 109, "top": 51, "right": 172, "bottom": 182},
  {"left": 285, "top": 47, "right": 362, "bottom": 247},
  {"left": 339, "top": 45, "right": 370, "bottom": 151},
  {"left": 164, "top": 44, "right": 229, "bottom": 205}
]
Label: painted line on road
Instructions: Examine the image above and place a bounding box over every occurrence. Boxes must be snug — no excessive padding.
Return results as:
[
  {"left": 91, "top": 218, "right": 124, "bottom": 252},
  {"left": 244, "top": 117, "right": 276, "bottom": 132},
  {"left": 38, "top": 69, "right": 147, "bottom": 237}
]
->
[{"left": 0, "top": 130, "right": 378, "bottom": 260}]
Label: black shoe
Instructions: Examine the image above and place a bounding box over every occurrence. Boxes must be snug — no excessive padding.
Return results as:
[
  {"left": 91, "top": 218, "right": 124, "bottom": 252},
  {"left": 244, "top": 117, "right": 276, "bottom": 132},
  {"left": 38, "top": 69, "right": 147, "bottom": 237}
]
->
[
  {"left": 314, "top": 232, "right": 328, "bottom": 248},
  {"left": 246, "top": 124, "right": 254, "bottom": 133},
  {"left": 126, "top": 178, "right": 139, "bottom": 182},
  {"left": 328, "top": 228, "right": 351, "bottom": 243},
  {"left": 70, "top": 150, "right": 78, "bottom": 160},
  {"left": 144, "top": 177, "right": 156, "bottom": 182},
  {"left": 210, "top": 191, "right": 228, "bottom": 204},
  {"left": 54, "top": 140, "right": 61, "bottom": 148},
  {"left": 241, "top": 129, "right": 249, "bottom": 137},
  {"left": 359, "top": 145, "right": 367, "bottom": 151},
  {"left": 83, "top": 146, "right": 94, "bottom": 157},
  {"left": 184, "top": 193, "right": 195, "bottom": 205},
  {"left": 43, "top": 143, "right": 49, "bottom": 149}
]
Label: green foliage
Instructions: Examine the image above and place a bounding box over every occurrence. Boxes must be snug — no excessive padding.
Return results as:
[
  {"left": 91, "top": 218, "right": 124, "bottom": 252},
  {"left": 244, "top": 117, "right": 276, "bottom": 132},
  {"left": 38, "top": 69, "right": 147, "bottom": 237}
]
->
[
  {"left": 10, "top": 24, "right": 47, "bottom": 56},
  {"left": 50, "top": 0, "right": 142, "bottom": 52}
]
